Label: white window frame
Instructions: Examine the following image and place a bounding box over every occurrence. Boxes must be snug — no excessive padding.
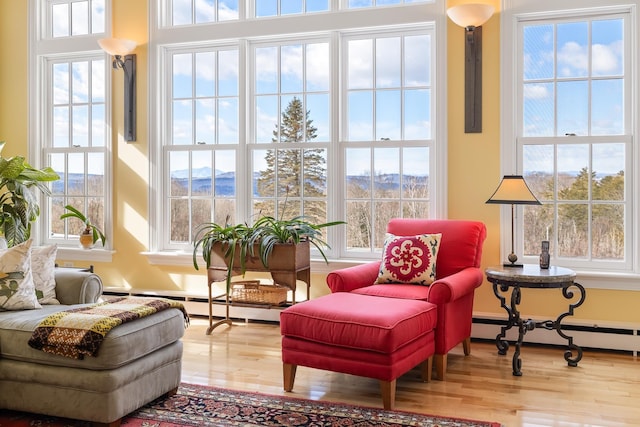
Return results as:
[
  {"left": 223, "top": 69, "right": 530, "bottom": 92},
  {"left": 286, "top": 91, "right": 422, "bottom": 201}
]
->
[
  {"left": 29, "top": 0, "right": 113, "bottom": 262},
  {"left": 147, "top": 1, "right": 447, "bottom": 269},
  {"left": 501, "top": 0, "right": 639, "bottom": 289}
]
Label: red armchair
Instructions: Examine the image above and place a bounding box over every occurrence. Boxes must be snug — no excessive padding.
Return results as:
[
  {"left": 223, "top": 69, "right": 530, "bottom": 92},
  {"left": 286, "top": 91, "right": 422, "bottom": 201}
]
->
[{"left": 326, "top": 218, "right": 487, "bottom": 380}]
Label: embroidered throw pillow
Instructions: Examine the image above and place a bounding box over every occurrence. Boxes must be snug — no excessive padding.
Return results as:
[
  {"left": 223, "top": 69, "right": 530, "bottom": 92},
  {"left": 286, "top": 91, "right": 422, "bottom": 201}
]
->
[
  {"left": 32, "top": 244, "right": 59, "bottom": 304},
  {"left": 0, "top": 239, "right": 42, "bottom": 311},
  {"left": 376, "top": 233, "right": 442, "bottom": 286}
]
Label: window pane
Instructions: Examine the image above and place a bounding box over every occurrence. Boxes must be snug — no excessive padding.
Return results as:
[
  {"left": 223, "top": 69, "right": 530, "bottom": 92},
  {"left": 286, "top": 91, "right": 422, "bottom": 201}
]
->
[
  {"left": 557, "top": 144, "right": 588, "bottom": 201},
  {"left": 523, "top": 25, "right": 554, "bottom": 80},
  {"left": 405, "top": 35, "right": 430, "bottom": 86},
  {"left": 281, "top": 45, "right": 303, "bottom": 94},
  {"left": 404, "top": 89, "right": 430, "bottom": 139},
  {"left": 256, "top": 47, "right": 278, "bottom": 94},
  {"left": 195, "top": 52, "right": 215, "bottom": 97},
  {"left": 557, "top": 81, "right": 587, "bottom": 136},
  {"left": 71, "top": 1, "right": 89, "bottom": 36},
  {"left": 219, "top": 50, "right": 239, "bottom": 96},
  {"left": 376, "top": 90, "right": 401, "bottom": 140},
  {"left": 374, "top": 147, "right": 399, "bottom": 198},
  {"left": 307, "top": 93, "right": 329, "bottom": 141},
  {"left": 192, "top": 151, "right": 213, "bottom": 196},
  {"left": 170, "top": 151, "right": 189, "bottom": 197},
  {"left": 348, "top": 40, "right": 373, "bottom": 89},
  {"left": 592, "top": 204, "right": 623, "bottom": 259},
  {"left": 72, "top": 62, "right": 89, "bottom": 103},
  {"left": 303, "top": 148, "right": 327, "bottom": 198},
  {"left": 173, "top": 100, "right": 193, "bottom": 144},
  {"left": 219, "top": 0, "right": 239, "bottom": 21},
  {"left": 215, "top": 150, "right": 236, "bottom": 197},
  {"left": 72, "top": 105, "right": 89, "bottom": 147},
  {"left": 256, "top": 96, "right": 278, "bottom": 143},
  {"left": 92, "top": 0, "right": 105, "bottom": 33},
  {"left": 68, "top": 153, "right": 85, "bottom": 196},
  {"left": 170, "top": 199, "right": 189, "bottom": 241},
  {"left": 52, "top": 4, "right": 69, "bottom": 37},
  {"left": 558, "top": 203, "right": 588, "bottom": 257},
  {"left": 219, "top": 98, "right": 239, "bottom": 143},
  {"left": 348, "top": 91, "right": 373, "bottom": 141},
  {"left": 307, "top": 43, "right": 329, "bottom": 91},
  {"left": 92, "top": 60, "right": 105, "bottom": 102},
  {"left": 523, "top": 145, "right": 554, "bottom": 200},
  {"left": 88, "top": 153, "right": 104, "bottom": 196},
  {"left": 92, "top": 104, "right": 105, "bottom": 146},
  {"left": 173, "top": 0, "right": 192, "bottom": 25},
  {"left": 523, "top": 82, "right": 554, "bottom": 136},
  {"left": 376, "top": 38, "right": 400, "bottom": 88},
  {"left": 173, "top": 54, "right": 193, "bottom": 99},
  {"left": 402, "top": 146, "right": 429, "bottom": 200},
  {"left": 53, "top": 63, "right": 69, "bottom": 105},
  {"left": 592, "top": 144, "right": 624, "bottom": 201},
  {"left": 195, "top": 0, "right": 216, "bottom": 23},
  {"left": 256, "top": 0, "right": 278, "bottom": 17},
  {"left": 592, "top": 19, "right": 623, "bottom": 77},
  {"left": 557, "top": 22, "right": 588, "bottom": 78},
  {"left": 282, "top": 0, "right": 303, "bottom": 15},
  {"left": 195, "top": 99, "right": 215, "bottom": 144},
  {"left": 54, "top": 107, "right": 69, "bottom": 147},
  {"left": 592, "top": 79, "right": 623, "bottom": 135}
]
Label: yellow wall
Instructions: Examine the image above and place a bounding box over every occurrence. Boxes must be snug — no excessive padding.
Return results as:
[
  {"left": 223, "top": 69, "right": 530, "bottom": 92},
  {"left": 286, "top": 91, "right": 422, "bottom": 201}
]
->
[{"left": 1, "top": 0, "right": 639, "bottom": 323}]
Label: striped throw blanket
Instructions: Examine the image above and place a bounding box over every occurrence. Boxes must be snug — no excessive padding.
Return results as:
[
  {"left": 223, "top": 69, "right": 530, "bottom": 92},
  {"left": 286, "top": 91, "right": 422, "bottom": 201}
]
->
[{"left": 28, "top": 297, "right": 189, "bottom": 359}]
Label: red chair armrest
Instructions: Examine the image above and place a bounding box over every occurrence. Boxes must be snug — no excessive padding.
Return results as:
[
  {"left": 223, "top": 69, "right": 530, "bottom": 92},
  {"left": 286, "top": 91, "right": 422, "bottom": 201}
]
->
[
  {"left": 326, "top": 262, "right": 380, "bottom": 293},
  {"left": 427, "top": 267, "right": 483, "bottom": 304}
]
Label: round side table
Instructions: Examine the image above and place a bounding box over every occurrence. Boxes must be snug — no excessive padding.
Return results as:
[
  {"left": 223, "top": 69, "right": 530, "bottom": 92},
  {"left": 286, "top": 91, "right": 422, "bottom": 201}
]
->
[{"left": 485, "top": 264, "right": 586, "bottom": 376}]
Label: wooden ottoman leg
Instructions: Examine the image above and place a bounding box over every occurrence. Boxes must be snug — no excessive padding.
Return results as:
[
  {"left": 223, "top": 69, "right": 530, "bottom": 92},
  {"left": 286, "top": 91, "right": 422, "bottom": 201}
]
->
[
  {"left": 421, "top": 356, "right": 433, "bottom": 382},
  {"left": 463, "top": 336, "right": 471, "bottom": 356},
  {"left": 379, "top": 379, "right": 396, "bottom": 410},
  {"left": 283, "top": 363, "right": 297, "bottom": 392},
  {"left": 434, "top": 354, "right": 447, "bottom": 381}
]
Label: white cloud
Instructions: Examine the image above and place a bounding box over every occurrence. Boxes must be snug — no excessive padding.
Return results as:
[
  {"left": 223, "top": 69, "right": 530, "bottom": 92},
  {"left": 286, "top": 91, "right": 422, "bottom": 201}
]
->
[
  {"left": 557, "top": 41, "right": 588, "bottom": 77},
  {"left": 592, "top": 41, "right": 622, "bottom": 75},
  {"left": 523, "top": 84, "right": 550, "bottom": 100}
]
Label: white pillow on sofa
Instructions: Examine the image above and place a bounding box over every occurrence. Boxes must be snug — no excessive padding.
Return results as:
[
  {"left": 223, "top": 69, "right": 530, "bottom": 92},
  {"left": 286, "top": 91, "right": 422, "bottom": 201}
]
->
[
  {"left": 0, "top": 239, "right": 42, "bottom": 311},
  {"left": 32, "top": 244, "right": 59, "bottom": 304}
]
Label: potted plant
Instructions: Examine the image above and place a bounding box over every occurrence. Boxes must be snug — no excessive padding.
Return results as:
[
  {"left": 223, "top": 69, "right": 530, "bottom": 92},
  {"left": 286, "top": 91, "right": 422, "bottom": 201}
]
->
[
  {"left": 0, "top": 141, "right": 60, "bottom": 247},
  {"left": 192, "top": 214, "right": 344, "bottom": 293},
  {"left": 60, "top": 205, "right": 106, "bottom": 249}
]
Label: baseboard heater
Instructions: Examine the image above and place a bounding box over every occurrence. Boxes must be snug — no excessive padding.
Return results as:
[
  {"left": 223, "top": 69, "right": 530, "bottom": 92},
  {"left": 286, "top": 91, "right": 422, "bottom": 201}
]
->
[
  {"left": 103, "top": 289, "right": 640, "bottom": 355},
  {"left": 472, "top": 311, "right": 640, "bottom": 356}
]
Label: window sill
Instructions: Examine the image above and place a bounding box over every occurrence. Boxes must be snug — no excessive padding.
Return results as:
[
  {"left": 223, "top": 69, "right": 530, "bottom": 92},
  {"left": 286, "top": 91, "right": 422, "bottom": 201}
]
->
[
  {"left": 57, "top": 247, "right": 114, "bottom": 263},
  {"left": 142, "top": 250, "right": 371, "bottom": 273}
]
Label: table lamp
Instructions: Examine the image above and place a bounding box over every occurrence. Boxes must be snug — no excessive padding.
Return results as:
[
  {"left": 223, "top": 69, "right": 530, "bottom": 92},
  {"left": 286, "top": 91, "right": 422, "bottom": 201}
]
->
[{"left": 486, "top": 175, "right": 541, "bottom": 267}]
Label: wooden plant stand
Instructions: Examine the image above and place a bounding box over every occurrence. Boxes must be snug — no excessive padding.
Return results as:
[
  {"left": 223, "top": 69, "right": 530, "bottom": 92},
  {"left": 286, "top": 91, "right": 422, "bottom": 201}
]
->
[{"left": 205, "top": 241, "right": 311, "bottom": 335}]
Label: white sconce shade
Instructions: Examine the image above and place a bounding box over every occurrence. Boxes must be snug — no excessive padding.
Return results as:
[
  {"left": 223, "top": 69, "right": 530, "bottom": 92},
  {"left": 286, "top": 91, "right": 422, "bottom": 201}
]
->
[
  {"left": 98, "top": 38, "right": 137, "bottom": 57},
  {"left": 447, "top": 3, "right": 495, "bottom": 28},
  {"left": 98, "top": 38, "right": 138, "bottom": 142}
]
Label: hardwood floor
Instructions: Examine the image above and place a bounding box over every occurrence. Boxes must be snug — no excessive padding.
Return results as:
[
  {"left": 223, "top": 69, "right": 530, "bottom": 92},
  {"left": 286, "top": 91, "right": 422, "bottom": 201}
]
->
[{"left": 181, "top": 316, "right": 640, "bottom": 426}]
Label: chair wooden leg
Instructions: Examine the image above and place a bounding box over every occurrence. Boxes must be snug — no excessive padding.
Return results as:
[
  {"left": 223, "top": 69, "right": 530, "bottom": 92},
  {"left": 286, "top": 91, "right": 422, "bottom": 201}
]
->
[
  {"left": 463, "top": 336, "right": 471, "bottom": 356},
  {"left": 283, "top": 363, "right": 297, "bottom": 392},
  {"left": 421, "top": 356, "right": 433, "bottom": 382},
  {"left": 379, "top": 379, "right": 396, "bottom": 410},
  {"left": 434, "top": 353, "right": 447, "bottom": 381}
]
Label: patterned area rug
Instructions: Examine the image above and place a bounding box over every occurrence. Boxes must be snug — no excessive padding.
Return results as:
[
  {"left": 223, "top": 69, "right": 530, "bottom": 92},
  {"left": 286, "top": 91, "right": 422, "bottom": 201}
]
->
[{"left": 0, "top": 383, "right": 501, "bottom": 427}]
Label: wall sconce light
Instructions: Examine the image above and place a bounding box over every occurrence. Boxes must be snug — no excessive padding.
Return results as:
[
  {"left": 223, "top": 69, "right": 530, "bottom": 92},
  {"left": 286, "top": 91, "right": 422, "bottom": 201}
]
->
[
  {"left": 447, "top": 3, "right": 495, "bottom": 133},
  {"left": 98, "top": 38, "right": 137, "bottom": 142}
]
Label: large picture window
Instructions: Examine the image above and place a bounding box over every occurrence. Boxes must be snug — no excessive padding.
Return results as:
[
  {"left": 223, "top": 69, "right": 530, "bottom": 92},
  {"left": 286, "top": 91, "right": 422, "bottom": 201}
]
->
[
  {"left": 32, "top": 1, "right": 111, "bottom": 254},
  {"left": 150, "top": 2, "right": 443, "bottom": 261},
  {"left": 507, "top": 4, "right": 633, "bottom": 273}
]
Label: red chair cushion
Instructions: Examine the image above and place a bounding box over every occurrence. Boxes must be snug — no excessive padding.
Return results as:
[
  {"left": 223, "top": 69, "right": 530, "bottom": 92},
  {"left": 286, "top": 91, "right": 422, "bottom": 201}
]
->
[{"left": 280, "top": 293, "right": 437, "bottom": 354}]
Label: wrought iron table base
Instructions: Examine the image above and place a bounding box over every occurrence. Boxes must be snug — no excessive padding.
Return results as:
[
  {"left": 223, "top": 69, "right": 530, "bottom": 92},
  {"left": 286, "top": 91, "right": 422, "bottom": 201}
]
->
[{"left": 493, "top": 281, "right": 586, "bottom": 376}]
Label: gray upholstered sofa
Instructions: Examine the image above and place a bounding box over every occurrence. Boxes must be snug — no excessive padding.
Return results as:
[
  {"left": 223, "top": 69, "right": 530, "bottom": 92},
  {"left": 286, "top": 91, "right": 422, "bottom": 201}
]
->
[{"left": 0, "top": 269, "right": 186, "bottom": 426}]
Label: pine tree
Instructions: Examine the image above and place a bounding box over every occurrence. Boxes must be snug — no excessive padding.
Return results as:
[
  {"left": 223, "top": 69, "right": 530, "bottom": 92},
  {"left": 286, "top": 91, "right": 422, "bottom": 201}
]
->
[{"left": 255, "top": 97, "right": 326, "bottom": 223}]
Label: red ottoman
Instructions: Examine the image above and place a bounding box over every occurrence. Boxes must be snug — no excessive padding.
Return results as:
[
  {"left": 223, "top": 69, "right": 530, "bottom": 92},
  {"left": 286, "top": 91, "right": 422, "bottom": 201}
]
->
[{"left": 280, "top": 292, "right": 437, "bottom": 409}]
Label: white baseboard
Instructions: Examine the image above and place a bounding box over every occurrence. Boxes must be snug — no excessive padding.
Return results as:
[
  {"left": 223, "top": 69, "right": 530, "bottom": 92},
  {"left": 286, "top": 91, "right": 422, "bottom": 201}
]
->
[{"left": 103, "top": 288, "right": 640, "bottom": 355}]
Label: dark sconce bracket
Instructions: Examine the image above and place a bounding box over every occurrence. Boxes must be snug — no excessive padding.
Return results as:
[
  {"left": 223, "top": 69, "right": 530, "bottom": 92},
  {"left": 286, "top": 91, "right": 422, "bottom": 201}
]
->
[
  {"left": 447, "top": 3, "right": 494, "bottom": 134},
  {"left": 464, "top": 25, "right": 482, "bottom": 133},
  {"left": 113, "top": 54, "right": 136, "bottom": 142}
]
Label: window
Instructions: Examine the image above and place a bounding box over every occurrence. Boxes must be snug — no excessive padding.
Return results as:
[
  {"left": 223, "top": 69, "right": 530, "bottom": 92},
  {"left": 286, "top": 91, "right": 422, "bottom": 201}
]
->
[
  {"left": 31, "top": 1, "right": 111, "bottom": 254},
  {"left": 344, "top": 32, "right": 432, "bottom": 253},
  {"left": 49, "top": 0, "right": 105, "bottom": 37},
  {"left": 255, "top": 0, "right": 328, "bottom": 16},
  {"left": 170, "top": 0, "right": 239, "bottom": 25},
  {"left": 504, "top": 2, "right": 633, "bottom": 273},
  {"left": 346, "top": 0, "right": 430, "bottom": 9},
  {"left": 150, "top": 1, "right": 444, "bottom": 261},
  {"left": 166, "top": 47, "right": 239, "bottom": 248}
]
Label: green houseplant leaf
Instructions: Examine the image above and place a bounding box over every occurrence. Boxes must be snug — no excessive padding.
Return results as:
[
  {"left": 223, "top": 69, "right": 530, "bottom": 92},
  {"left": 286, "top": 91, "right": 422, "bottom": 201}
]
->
[{"left": 0, "top": 141, "right": 60, "bottom": 247}]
